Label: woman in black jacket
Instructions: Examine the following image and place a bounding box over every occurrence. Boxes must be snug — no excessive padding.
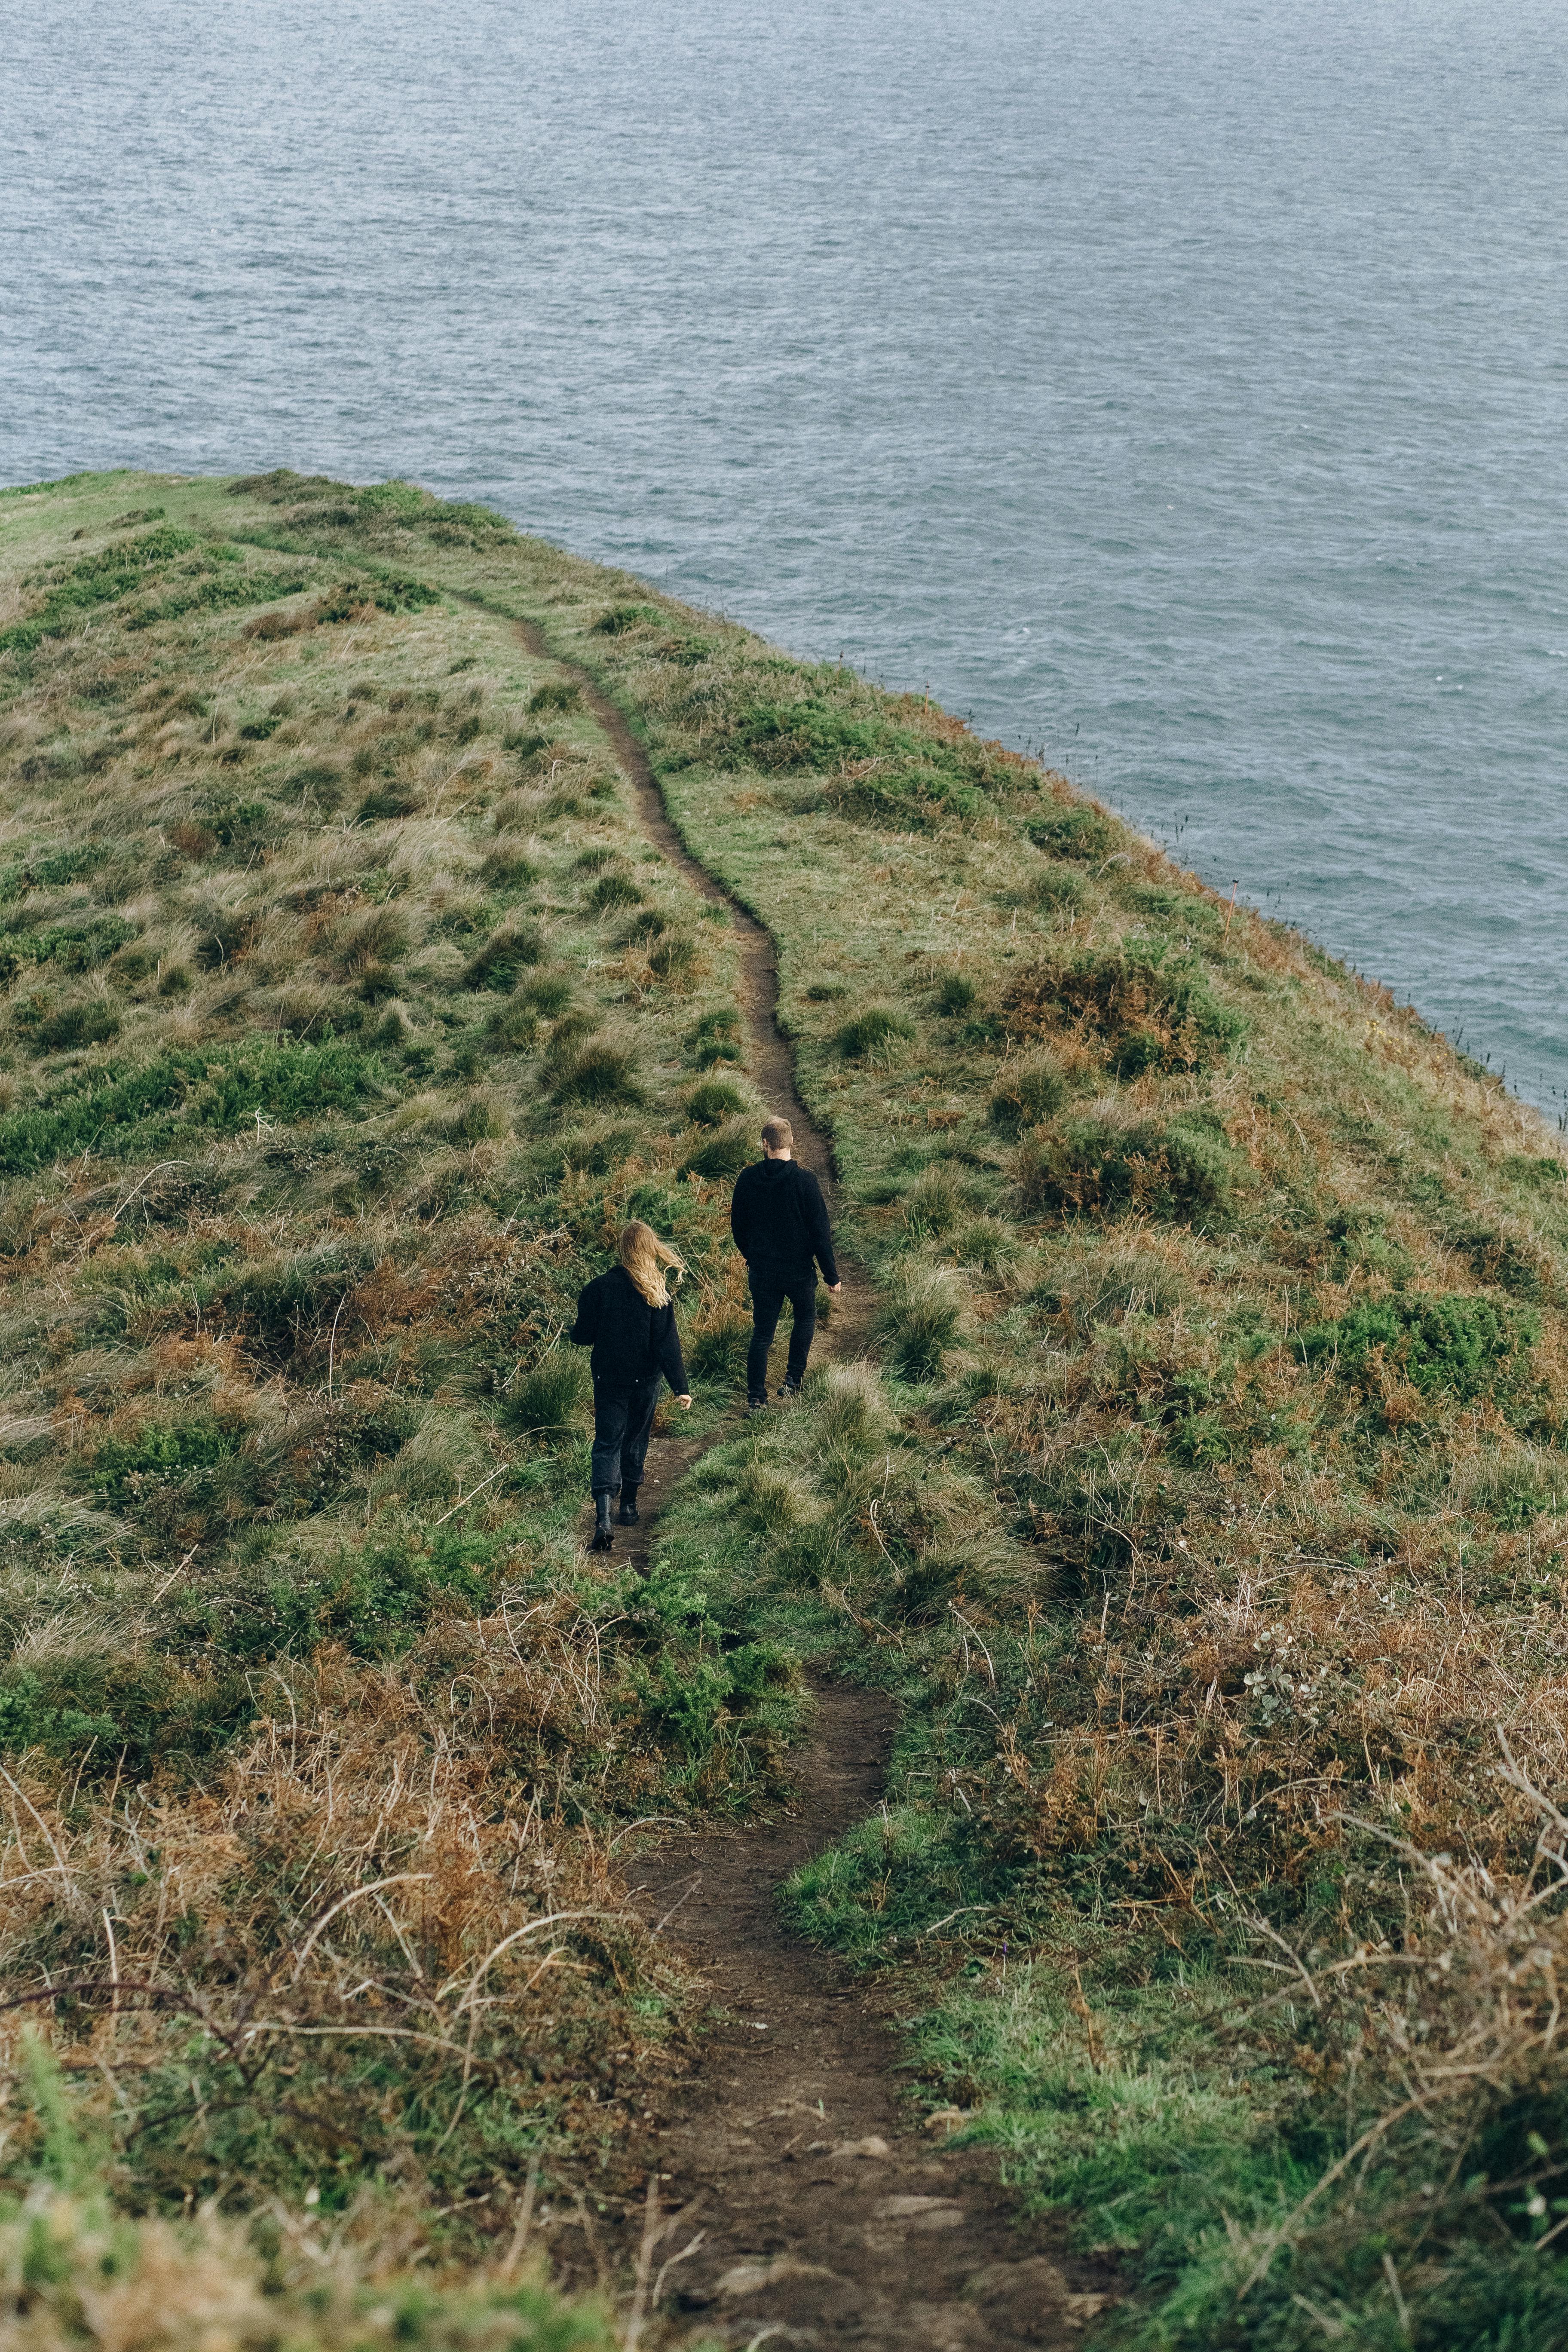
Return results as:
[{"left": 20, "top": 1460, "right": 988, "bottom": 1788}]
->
[{"left": 570, "top": 1219, "right": 692, "bottom": 1552}]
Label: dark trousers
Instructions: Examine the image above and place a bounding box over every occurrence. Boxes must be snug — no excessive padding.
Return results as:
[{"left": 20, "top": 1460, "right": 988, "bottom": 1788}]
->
[
  {"left": 590, "top": 1374, "right": 662, "bottom": 1498},
  {"left": 746, "top": 1266, "right": 818, "bottom": 1397}
]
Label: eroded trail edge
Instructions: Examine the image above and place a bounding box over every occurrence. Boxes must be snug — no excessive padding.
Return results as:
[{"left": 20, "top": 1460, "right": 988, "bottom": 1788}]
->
[{"left": 527, "top": 630, "right": 1109, "bottom": 2349}]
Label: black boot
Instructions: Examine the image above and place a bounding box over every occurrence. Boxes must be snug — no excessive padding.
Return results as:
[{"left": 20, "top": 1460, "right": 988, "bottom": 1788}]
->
[
  {"left": 590, "top": 1492, "right": 614, "bottom": 1553},
  {"left": 618, "top": 1487, "right": 640, "bottom": 1526}
]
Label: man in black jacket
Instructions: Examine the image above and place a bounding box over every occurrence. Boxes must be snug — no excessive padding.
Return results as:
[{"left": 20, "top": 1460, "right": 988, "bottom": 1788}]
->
[{"left": 730, "top": 1115, "right": 841, "bottom": 1408}]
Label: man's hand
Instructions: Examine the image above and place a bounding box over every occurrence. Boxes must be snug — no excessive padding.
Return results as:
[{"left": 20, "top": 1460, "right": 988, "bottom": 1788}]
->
[
  {"left": 828, "top": 1282, "right": 843, "bottom": 1295},
  {"left": 675, "top": 1393, "right": 693, "bottom": 1410}
]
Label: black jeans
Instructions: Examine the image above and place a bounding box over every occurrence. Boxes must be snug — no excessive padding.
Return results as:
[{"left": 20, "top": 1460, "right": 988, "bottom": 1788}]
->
[
  {"left": 590, "top": 1374, "right": 662, "bottom": 1498},
  {"left": 746, "top": 1267, "right": 817, "bottom": 1397}
]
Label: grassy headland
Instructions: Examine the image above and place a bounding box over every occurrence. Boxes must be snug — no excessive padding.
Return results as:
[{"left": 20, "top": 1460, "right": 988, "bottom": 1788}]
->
[{"left": 3, "top": 468, "right": 1568, "bottom": 2348}]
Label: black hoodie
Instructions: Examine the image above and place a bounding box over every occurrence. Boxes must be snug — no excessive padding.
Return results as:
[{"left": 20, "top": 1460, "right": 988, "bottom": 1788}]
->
[
  {"left": 569, "top": 1265, "right": 688, "bottom": 1393},
  {"left": 730, "top": 1157, "right": 839, "bottom": 1284}
]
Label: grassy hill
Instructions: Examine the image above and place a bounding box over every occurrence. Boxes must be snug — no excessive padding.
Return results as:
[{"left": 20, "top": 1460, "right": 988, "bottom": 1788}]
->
[{"left": 4, "top": 467, "right": 1568, "bottom": 2349}]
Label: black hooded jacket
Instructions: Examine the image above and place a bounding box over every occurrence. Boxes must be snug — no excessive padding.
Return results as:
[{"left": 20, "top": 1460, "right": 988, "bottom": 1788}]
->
[
  {"left": 569, "top": 1265, "right": 688, "bottom": 1394},
  {"left": 730, "top": 1157, "right": 839, "bottom": 1284}
]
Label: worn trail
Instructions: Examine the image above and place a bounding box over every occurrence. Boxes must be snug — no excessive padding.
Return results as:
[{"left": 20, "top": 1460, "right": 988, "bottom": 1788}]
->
[{"left": 529, "top": 628, "right": 1107, "bottom": 2346}]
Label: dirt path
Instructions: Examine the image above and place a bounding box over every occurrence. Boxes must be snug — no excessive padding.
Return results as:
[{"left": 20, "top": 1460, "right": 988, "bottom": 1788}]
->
[{"left": 526, "top": 630, "right": 1109, "bottom": 2346}]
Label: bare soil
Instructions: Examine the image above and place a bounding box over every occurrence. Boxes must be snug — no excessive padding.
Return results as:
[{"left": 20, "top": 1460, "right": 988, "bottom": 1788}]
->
[{"left": 528, "top": 631, "right": 1111, "bottom": 2346}]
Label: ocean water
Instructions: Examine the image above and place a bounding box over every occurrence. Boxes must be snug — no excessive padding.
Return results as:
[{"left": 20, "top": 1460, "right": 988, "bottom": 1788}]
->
[{"left": 3, "top": 0, "right": 1564, "bottom": 1106}]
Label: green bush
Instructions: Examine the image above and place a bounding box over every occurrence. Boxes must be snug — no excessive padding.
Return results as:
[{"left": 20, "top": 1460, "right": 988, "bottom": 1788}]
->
[
  {"left": 901, "top": 1161, "right": 965, "bottom": 1237},
  {"left": 503, "top": 1352, "right": 590, "bottom": 1438},
  {"left": 1296, "top": 1291, "right": 1537, "bottom": 1404},
  {"left": 0, "top": 916, "right": 138, "bottom": 985},
  {"left": 989, "top": 1052, "right": 1067, "bottom": 1130},
  {"left": 594, "top": 602, "right": 662, "bottom": 634},
  {"left": 836, "top": 1004, "right": 915, "bottom": 1060},
  {"left": 461, "top": 924, "right": 544, "bottom": 989},
  {"left": 686, "top": 1078, "right": 748, "bottom": 1126},
  {"left": 1030, "top": 866, "right": 1086, "bottom": 915}
]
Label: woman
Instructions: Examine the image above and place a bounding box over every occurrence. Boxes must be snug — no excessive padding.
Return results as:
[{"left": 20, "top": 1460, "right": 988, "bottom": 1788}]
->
[{"left": 570, "top": 1219, "right": 692, "bottom": 1553}]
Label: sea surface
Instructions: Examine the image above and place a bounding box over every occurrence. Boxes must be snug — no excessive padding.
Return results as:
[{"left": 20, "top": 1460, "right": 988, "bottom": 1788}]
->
[{"left": 3, "top": 1, "right": 1564, "bottom": 1108}]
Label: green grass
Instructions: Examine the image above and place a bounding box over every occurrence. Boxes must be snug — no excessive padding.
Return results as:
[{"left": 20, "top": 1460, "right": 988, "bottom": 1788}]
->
[{"left": 9, "top": 464, "right": 1568, "bottom": 2344}]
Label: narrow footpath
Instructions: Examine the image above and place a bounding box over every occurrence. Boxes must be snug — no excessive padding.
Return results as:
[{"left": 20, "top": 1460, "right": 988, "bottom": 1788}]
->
[{"left": 524, "top": 626, "right": 1113, "bottom": 2348}]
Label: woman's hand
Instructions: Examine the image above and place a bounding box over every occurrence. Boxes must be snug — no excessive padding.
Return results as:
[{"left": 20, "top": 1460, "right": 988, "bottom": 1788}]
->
[{"left": 675, "top": 1393, "right": 693, "bottom": 1410}]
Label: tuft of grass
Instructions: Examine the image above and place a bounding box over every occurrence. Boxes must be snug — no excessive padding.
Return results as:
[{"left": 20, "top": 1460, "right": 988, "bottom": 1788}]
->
[
  {"left": 686, "top": 1077, "right": 750, "bottom": 1126},
  {"left": 462, "top": 923, "right": 545, "bottom": 990},
  {"left": 680, "top": 1116, "right": 756, "bottom": 1180},
  {"left": 989, "top": 1051, "right": 1067, "bottom": 1130},
  {"left": 502, "top": 1352, "right": 591, "bottom": 1439},
  {"left": 836, "top": 1004, "right": 915, "bottom": 1060},
  {"left": 880, "top": 1265, "right": 963, "bottom": 1381}
]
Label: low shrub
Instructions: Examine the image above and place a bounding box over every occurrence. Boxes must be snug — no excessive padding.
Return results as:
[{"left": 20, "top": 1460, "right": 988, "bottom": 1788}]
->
[
  {"left": 1026, "top": 800, "right": 1118, "bottom": 861},
  {"left": 836, "top": 1005, "right": 915, "bottom": 1060},
  {"left": 19, "top": 998, "right": 121, "bottom": 1056},
  {"left": 485, "top": 998, "right": 539, "bottom": 1052},
  {"left": 1015, "top": 1110, "right": 1240, "bottom": 1222},
  {"left": 1007, "top": 942, "right": 1247, "bottom": 1074},
  {"left": 1030, "top": 866, "right": 1086, "bottom": 916},
  {"left": 480, "top": 843, "right": 542, "bottom": 891},
  {"left": 1296, "top": 1290, "right": 1538, "bottom": 1405},
  {"left": 687, "top": 1007, "right": 743, "bottom": 1068},
  {"left": 931, "top": 971, "right": 977, "bottom": 1014}
]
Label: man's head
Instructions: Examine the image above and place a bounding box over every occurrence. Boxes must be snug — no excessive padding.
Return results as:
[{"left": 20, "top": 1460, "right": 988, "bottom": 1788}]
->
[{"left": 761, "top": 1115, "right": 793, "bottom": 1160}]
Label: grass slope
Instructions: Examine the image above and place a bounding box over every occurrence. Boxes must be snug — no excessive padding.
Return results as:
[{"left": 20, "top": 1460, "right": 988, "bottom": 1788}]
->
[{"left": 4, "top": 467, "right": 1568, "bottom": 2348}]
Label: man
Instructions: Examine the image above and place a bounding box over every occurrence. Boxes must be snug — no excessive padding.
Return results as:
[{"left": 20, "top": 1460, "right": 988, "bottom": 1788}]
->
[{"left": 730, "top": 1115, "right": 842, "bottom": 1409}]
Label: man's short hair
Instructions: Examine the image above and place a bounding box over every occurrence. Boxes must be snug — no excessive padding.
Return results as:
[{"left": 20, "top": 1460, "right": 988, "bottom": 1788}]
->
[{"left": 761, "top": 1116, "right": 793, "bottom": 1151}]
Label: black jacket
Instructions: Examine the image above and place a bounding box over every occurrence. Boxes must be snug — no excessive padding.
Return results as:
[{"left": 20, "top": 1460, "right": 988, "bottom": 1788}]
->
[
  {"left": 730, "top": 1157, "right": 839, "bottom": 1283},
  {"left": 569, "top": 1265, "right": 688, "bottom": 1394}
]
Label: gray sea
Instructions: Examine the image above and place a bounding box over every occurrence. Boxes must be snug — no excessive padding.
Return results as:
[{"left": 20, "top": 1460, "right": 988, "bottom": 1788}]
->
[{"left": 3, "top": 0, "right": 1564, "bottom": 1108}]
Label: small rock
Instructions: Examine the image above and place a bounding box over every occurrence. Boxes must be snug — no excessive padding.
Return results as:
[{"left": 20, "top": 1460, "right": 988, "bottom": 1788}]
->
[
  {"left": 923, "top": 2106, "right": 972, "bottom": 2137},
  {"left": 875, "top": 2195, "right": 965, "bottom": 2221},
  {"left": 829, "top": 2135, "right": 890, "bottom": 2159},
  {"left": 714, "top": 2254, "right": 838, "bottom": 2298}
]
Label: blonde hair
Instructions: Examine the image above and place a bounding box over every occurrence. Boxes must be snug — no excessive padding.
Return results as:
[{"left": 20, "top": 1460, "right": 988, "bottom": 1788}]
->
[
  {"left": 617, "top": 1219, "right": 684, "bottom": 1309},
  {"left": 761, "top": 1115, "right": 793, "bottom": 1150}
]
